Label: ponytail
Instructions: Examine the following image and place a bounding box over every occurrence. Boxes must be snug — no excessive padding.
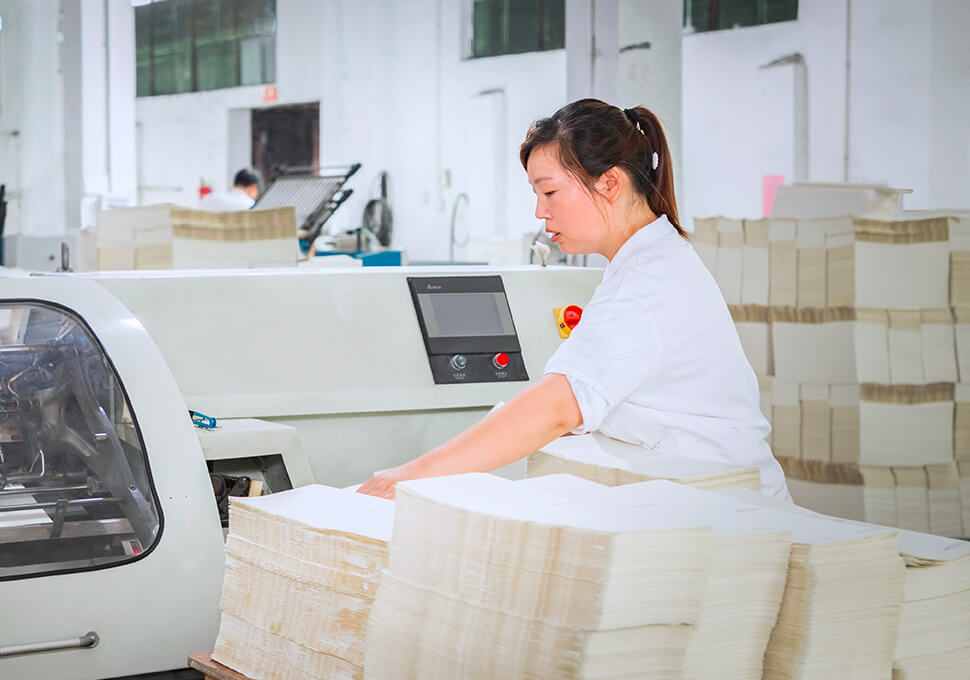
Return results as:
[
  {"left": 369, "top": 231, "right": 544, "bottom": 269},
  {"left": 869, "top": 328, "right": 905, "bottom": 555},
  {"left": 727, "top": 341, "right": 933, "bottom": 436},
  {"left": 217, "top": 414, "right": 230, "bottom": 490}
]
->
[{"left": 621, "top": 106, "right": 683, "bottom": 237}]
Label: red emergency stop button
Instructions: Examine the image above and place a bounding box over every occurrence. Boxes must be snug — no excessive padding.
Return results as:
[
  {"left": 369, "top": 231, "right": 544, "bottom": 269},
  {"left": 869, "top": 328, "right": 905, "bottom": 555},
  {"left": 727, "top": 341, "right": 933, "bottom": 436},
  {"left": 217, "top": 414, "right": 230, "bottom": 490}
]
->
[
  {"left": 492, "top": 352, "right": 510, "bottom": 369},
  {"left": 562, "top": 305, "right": 583, "bottom": 330},
  {"left": 554, "top": 305, "right": 584, "bottom": 338}
]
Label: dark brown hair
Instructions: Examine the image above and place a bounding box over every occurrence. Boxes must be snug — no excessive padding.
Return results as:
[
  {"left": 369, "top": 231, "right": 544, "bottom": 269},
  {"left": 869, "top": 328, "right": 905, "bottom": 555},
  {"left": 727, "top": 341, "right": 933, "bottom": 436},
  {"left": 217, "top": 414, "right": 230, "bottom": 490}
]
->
[{"left": 520, "top": 98, "right": 686, "bottom": 238}]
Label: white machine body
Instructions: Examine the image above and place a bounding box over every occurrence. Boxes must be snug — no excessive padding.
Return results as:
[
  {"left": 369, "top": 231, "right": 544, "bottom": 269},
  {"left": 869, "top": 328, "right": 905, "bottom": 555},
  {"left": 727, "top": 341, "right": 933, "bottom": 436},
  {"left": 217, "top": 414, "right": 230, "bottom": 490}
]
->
[{"left": 0, "top": 265, "right": 601, "bottom": 679}]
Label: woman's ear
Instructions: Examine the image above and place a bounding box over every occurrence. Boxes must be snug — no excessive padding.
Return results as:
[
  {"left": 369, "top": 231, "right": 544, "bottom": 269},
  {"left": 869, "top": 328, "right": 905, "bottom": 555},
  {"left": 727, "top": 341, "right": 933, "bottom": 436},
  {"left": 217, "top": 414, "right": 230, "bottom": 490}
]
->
[{"left": 594, "top": 167, "right": 623, "bottom": 204}]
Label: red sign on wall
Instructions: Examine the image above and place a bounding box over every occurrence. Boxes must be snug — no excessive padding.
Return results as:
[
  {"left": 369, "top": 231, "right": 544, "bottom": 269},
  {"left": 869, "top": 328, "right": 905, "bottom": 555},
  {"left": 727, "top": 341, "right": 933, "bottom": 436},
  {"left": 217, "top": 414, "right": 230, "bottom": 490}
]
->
[{"left": 261, "top": 85, "right": 279, "bottom": 103}]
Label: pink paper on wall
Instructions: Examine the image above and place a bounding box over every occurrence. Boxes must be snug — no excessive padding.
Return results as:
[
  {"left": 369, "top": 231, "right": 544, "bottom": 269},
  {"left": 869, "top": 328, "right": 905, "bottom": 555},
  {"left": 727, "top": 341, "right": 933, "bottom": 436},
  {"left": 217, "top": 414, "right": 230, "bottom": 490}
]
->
[{"left": 762, "top": 175, "right": 786, "bottom": 217}]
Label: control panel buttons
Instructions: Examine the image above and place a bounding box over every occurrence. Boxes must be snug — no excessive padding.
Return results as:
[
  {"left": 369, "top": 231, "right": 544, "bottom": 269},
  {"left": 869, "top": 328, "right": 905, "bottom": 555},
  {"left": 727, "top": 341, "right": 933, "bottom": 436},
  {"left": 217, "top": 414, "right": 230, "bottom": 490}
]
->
[
  {"left": 449, "top": 354, "right": 468, "bottom": 371},
  {"left": 492, "top": 352, "right": 510, "bottom": 369}
]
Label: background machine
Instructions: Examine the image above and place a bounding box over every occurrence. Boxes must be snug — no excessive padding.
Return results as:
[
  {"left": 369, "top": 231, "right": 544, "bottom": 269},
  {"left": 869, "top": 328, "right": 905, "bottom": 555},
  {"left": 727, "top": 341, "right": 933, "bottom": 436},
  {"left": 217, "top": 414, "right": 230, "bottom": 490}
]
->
[{"left": 0, "top": 264, "right": 600, "bottom": 679}]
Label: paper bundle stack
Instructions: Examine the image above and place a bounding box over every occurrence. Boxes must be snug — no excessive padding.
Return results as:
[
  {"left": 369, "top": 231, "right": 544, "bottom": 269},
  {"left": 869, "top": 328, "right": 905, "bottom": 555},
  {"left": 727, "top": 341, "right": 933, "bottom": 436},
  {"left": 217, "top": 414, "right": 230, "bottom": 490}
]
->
[
  {"left": 212, "top": 485, "right": 393, "bottom": 680},
  {"left": 607, "top": 481, "right": 792, "bottom": 680},
  {"left": 721, "top": 488, "right": 970, "bottom": 680},
  {"left": 717, "top": 488, "right": 906, "bottom": 679},
  {"left": 696, "top": 192, "right": 968, "bottom": 537},
  {"left": 892, "top": 531, "right": 970, "bottom": 679},
  {"left": 364, "top": 473, "right": 715, "bottom": 679},
  {"left": 526, "top": 431, "right": 762, "bottom": 491},
  {"left": 96, "top": 204, "right": 297, "bottom": 270},
  {"left": 365, "top": 473, "right": 800, "bottom": 679}
]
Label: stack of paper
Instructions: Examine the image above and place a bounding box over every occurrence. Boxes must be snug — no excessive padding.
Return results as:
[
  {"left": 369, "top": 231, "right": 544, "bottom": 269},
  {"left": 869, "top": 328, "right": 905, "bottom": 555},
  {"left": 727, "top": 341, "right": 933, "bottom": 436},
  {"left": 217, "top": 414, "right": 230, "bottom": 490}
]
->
[
  {"left": 825, "top": 217, "right": 951, "bottom": 310},
  {"left": 949, "top": 250, "right": 970, "bottom": 308},
  {"left": 770, "top": 379, "right": 801, "bottom": 460},
  {"left": 893, "top": 532, "right": 970, "bottom": 679},
  {"left": 926, "top": 463, "right": 963, "bottom": 538},
  {"left": 715, "top": 218, "right": 744, "bottom": 305},
  {"left": 526, "top": 432, "right": 762, "bottom": 491},
  {"left": 771, "top": 183, "right": 908, "bottom": 220},
  {"left": 212, "top": 485, "right": 393, "bottom": 680},
  {"left": 771, "top": 381, "right": 955, "bottom": 469},
  {"left": 741, "top": 218, "right": 771, "bottom": 305},
  {"left": 796, "top": 217, "right": 854, "bottom": 307},
  {"left": 607, "top": 482, "right": 792, "bottom": 680},
  {"left": 730, "top": 304, "right": 773, "bottom": 375},
  {"left": 723, "top": 490, "right": 970, "bottom": 680},
  {"left": 717, "top": 488, "right": 906, "bottom": 679},
  {"left": 961, "top": 462, "right": 970, "bottom": 535},
  {"left": 692, "top": 216, "right": 719, "bottom": 275},
  {"left": 771, "top": 307, "right": 890, "bottom": 384},
  {"left": 780, "top": 458, "right": 897, "bottom": 526},
  {"left": 96, "top": 204, "right": 297, "bottom": 270},
  {"left": 365, "top": 473, "right": 716, "bottom": 679},
  {"left": 956, "top": 308, "right": 970, "bottom": 384},
  {"left": 698, "top": 200, "right": 967, "bottom": 539},
  {"left": 768, "top": 218, "right": 798, "bottom": 307}
]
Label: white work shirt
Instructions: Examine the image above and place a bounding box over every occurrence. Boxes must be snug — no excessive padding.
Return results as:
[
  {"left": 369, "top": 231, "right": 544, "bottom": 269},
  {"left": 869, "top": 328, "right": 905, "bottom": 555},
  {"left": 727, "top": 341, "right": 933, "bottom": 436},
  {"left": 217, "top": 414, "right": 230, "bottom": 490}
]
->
[
  {"left": 198, "top": 187, "right": 255, "bottom": 212},
  {"left": 544, "top": 215, "right": 790, "bottom": 499}
]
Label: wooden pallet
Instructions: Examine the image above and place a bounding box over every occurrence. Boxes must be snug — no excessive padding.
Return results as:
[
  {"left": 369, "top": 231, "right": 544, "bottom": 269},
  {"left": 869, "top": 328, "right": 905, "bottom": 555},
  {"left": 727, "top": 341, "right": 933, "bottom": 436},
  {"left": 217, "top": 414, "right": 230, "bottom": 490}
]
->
[{"left": 187, "top": 652, "right": 251, "bottom": 680}]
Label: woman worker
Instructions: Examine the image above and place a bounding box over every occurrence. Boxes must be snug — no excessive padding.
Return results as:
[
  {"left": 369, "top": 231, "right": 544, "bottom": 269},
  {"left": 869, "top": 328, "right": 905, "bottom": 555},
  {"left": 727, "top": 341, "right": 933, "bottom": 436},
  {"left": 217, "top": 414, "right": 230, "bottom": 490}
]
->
[{"left": 358, "top": 98, "right": 789, "bottom": 501}]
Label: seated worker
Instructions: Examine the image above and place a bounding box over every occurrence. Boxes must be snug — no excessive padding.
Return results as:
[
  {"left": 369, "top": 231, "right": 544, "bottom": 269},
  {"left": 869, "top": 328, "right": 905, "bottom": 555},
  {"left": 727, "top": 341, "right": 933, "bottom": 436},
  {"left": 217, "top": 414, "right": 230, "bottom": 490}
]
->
[
  {"left": 199, "top": 168, "right": 261, "bottom": 211},
  {"left": 358, "top": 98, "right": 790, "bottom": 501}
]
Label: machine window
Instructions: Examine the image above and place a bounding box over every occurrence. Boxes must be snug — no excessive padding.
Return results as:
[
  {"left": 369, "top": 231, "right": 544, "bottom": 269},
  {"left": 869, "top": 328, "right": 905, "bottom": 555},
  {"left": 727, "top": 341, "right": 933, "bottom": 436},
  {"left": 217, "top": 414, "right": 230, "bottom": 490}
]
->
[{"left": 0, "top": 303, "right": 161, "bottom": 579}]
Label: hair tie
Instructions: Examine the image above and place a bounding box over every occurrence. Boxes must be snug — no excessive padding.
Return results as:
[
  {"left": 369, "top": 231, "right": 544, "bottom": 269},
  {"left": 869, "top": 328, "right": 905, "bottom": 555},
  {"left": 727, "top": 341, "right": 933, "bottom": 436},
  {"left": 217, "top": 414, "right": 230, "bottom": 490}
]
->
[{"left": 623, "top": 108, "right": 645, "bottom": 136}]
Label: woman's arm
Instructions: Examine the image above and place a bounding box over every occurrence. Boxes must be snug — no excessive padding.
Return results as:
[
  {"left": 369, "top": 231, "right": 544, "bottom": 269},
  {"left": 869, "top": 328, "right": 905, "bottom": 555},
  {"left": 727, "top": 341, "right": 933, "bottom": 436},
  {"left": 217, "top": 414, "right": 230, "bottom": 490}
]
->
[{"left": 356, "top": 373, "right": 582, "bottom": 498}]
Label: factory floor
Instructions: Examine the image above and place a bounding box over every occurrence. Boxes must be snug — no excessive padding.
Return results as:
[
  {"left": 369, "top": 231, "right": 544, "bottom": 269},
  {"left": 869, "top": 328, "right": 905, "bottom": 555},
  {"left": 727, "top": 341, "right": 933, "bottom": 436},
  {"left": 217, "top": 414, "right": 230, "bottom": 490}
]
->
[{"left": 111, "top": 670, "right": 201, "bottom": 680}]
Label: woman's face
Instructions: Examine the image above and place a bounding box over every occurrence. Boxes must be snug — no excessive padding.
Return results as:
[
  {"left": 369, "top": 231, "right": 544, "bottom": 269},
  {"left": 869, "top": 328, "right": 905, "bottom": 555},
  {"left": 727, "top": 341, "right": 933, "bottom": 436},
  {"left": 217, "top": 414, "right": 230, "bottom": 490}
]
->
[{"left": 527, "top": 144, "right": 606, "bottom": 255}]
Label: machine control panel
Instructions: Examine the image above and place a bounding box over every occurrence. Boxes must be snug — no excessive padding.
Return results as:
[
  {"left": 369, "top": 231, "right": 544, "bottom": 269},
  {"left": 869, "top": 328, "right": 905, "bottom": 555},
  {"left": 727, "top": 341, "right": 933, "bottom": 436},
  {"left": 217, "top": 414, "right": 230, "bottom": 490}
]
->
[{"left": 408, "top": 276, "right": 529, "bottom": 385}]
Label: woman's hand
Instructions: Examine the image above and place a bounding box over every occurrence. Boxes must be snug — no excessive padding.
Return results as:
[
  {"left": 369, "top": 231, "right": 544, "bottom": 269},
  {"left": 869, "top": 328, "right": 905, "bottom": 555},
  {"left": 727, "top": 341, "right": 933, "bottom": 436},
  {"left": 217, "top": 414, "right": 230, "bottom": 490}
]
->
[{"left": 357, "top": 465, "right": 410, "bottom": 500}]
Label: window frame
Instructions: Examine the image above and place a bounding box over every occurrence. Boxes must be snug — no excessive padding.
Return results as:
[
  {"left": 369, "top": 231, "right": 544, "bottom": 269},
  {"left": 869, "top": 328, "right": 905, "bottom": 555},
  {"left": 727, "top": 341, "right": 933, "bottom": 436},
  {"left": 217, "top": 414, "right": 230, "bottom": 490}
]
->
[
  {"left": 136, "top": 0, "right": 277, "bottom": 98},
  {"left": 464, "top": 0, "right": 566, "bottom": 60},
  {"left": 0, "top": 299, "right": 165, "bottom": 582},
  {"left": 683, "top": 0, "right": 798, "bottom": 34}
]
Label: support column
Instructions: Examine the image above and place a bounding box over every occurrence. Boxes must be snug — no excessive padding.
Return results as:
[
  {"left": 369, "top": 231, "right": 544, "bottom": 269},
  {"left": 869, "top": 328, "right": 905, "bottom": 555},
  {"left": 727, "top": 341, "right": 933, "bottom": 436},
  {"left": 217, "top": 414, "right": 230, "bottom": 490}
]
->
[
  {"left": 63, "top": 0, "right": 137, "bottom": 233},
  {"left": 566, "top": 0, "right": 618, "bottom": 103},
  {"left": 617, "top": 0, "right": 683, "bottom": 213}
]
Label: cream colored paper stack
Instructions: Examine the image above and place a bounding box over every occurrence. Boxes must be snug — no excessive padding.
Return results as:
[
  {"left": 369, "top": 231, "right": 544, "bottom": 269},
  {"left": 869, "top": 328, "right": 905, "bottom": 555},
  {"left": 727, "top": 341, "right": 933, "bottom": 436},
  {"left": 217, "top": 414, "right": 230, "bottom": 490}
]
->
[
  {"left": 96, "top": 204, "right": 297, "bottom": 270},
  {"left": 697, "top": 200, "right": 968, "bottom": 538},
  {"left": 716, "top": 488, "right": 907, "bottom": 680},
  {"left": 892, "top": 530, "right": 970, "bottom": 679},
  {"left": 721, "top": 490, "right": 970, "bottom": 680},
  {"left": 212, "top": 485, "right": 393, "bottom": 680},
  {"left": 365, "top": 473, "right": 718, "bottom": 680},
  {"left": 526, "top": 432, "right": 762, "bottom": 491},
  {"left": 606, "top": 481, "right": 792, "bottom": 680}
]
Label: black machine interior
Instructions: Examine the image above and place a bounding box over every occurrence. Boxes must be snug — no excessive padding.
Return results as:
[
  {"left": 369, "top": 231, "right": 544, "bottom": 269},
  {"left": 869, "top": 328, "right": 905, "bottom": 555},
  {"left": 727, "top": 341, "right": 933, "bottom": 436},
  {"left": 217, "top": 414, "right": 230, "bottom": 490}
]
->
[{"left": 0, "top": 303, "right": 160, "bottom": 579}]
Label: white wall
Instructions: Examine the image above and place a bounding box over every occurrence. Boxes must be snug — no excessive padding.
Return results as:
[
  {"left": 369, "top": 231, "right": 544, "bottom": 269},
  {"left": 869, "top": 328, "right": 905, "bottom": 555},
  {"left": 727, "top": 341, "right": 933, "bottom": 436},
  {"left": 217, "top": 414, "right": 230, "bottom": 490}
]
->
[
  {"left": 682, "top": 0, "right": 970, "bottom": 223},
  {"left": 682, "top": 0, "right": 847, "bottom": 224},
  {"left": 135, "top": 0, "right": 568, "bottom": 262},
  {"left": 0, "top": 0, "right": 137, "bottom": 242},
  {"left": 0, "top": 1, "right": 66, "bottom": 237},
  {"left": 928, "top": 0, "right": 970, "bottom": 210},
  {"left": 6, "top": 0, "right": 967, "bottom": 253}
]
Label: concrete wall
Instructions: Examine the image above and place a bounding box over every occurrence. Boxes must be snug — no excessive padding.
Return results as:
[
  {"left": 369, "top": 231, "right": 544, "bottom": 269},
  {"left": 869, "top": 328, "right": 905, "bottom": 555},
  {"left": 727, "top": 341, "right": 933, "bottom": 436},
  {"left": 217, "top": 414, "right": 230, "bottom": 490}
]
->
[
  {"left": 135, "top": 0, "right": 568, "bottom": 262},
  {"left": 4, "top": 0, "right": 968, "bottom": 257},
  {"left": 0, "top": 0, "right": 137, "bottom": 245},
  {"left": 0, "top": 1, "right": 66, "bottom": 237},
  {"left": 682, "top": 0, "right": 970, "bottom": 224}
]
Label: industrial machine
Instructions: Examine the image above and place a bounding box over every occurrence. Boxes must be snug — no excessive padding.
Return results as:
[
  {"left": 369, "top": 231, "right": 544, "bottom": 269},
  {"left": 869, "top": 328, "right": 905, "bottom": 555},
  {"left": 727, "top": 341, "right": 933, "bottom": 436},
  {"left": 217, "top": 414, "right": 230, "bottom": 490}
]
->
[{"left": 0, "top": 264, "right": 601, "bottom": 679}]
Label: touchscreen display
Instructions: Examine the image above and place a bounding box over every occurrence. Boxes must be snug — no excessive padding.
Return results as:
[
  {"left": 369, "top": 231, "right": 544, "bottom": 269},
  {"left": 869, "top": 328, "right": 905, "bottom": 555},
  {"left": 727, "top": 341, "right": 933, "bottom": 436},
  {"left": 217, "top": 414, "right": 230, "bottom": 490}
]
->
[{"left": 417, "top": 292, "right": 516, "bottom": 337}]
